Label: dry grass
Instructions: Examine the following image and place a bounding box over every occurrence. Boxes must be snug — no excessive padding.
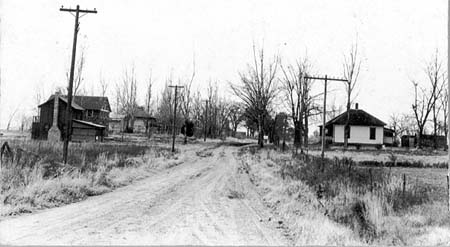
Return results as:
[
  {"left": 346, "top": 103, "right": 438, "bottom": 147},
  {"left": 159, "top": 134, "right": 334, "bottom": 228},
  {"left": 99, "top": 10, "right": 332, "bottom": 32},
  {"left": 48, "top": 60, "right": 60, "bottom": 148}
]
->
[
  {"left": 238, "top": 147, "right": 450, "bottom": 245},
  {"left": 308, "top": 148, "right": 447, "bottom": 167},
  {"left": 237, "top": 148, "right": 360, "bottom": 245},
  {"left": 0, "top": 140, "right": 174, "bottom": 217}
]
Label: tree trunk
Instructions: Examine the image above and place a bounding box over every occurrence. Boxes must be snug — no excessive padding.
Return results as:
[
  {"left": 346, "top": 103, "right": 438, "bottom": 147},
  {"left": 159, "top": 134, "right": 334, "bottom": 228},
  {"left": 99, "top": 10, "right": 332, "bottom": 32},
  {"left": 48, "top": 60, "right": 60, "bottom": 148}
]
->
[
  {"left": 258, "top": 116, "right": 264, "bottom": 148},
  {"left": 417, "top": 128, "right": 423, "bottom": 149},
  {"left": 433, "top": 106, "right": 437, "bottom": 149},
  {"left": 304, "top": 113, "right": 309, "bottom": 149},
  {"left": 293, "top": 121, "right": 302, "bottom": 152},
  {"left": 445, "top": 115, "right": 448, "bottom": 151},
  {"left": 344, "top": 98, "right": 351, "bottom": 149}
]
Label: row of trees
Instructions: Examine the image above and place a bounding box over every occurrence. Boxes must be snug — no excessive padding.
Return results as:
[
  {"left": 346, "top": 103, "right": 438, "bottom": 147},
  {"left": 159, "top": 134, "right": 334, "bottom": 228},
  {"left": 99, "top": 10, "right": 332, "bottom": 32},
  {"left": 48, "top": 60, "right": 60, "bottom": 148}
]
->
[
  {"left": 112, "top": 43, "right": 362, "bottom": 150},
  {"left": 230, "top": 44, "right": 361, "bottom": 149},
  {"left": 390, "top": 51, "right": 448, "bottom": 149},
  {"left": 21, "top": 42, "right": 446, "bottom": 151}
]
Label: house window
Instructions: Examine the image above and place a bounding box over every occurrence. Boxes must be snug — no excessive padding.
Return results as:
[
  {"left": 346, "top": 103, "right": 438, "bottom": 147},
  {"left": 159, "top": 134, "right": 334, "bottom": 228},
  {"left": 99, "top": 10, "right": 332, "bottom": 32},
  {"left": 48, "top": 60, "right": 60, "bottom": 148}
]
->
[
  {"left": 370, "top": 127, "right": 376, "bottom": 140},
  {"left": 87, "top": 110, "right": 94, "bottom": 117}
]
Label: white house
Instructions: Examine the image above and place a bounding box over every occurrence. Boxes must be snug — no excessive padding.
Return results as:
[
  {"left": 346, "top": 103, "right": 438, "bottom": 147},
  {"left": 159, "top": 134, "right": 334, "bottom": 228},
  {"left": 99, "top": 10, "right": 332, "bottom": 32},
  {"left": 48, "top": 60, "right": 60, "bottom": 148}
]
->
[{"left": 320, "top": 104, "right": 394, "bottom": 148}]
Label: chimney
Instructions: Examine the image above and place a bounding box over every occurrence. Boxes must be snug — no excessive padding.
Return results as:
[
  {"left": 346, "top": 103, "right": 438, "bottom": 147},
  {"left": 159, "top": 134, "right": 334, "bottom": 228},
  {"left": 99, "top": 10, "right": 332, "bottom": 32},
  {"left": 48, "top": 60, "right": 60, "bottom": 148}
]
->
[
  {"left": 52, "top": 92, "right": 60, "bottom": 126},
  {"left": 355, "top": 103, "right": 359, "bottom": 110},
  {"left": 48, "top": 92, "right": 62, "bottom": 142}
]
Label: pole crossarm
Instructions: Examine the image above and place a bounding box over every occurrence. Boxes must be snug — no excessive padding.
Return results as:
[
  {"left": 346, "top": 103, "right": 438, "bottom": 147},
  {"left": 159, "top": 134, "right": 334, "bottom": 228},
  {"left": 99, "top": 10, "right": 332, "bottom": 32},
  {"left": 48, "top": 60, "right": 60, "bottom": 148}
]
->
[
  {"left": 305, "top": 75, "right": 348, "bottom": 82},
  {"left": 304, "top": 74, "right": 347, "bottom": 171},
  {"left": 60, "top": 6, "right": 98, "bottom": 14}
]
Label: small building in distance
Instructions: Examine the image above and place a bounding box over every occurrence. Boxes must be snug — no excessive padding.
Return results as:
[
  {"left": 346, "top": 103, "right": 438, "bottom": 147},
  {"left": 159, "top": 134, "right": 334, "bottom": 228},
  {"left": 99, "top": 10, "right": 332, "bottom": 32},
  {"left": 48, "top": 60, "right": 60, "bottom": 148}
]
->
[
  {"left": 32, "top": 93, "right": 111, "bottom": 142},
  {"left": 109, "top": 113, "right": 126, "bottom": 133},
  {"left": 401, "top": 134, "right": 447, "bottom": 149},
  {"left": 124, "top": 107, "right": 157, "bottom": 133},
  {"left": 320, "top": 103, "right": 391, "bottom": 149}
]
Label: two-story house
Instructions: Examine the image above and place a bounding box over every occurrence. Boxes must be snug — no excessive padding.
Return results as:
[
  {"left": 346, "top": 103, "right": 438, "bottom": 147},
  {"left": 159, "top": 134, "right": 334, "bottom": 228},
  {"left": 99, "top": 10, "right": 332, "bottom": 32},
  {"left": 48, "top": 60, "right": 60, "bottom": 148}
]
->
[{"left": 31, "top": 92, "right": 111, "bottom": 142}]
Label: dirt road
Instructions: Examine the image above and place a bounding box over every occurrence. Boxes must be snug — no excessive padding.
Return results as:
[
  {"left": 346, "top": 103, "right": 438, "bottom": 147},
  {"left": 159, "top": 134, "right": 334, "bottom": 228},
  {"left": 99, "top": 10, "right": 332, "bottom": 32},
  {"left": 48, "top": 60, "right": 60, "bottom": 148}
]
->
[{"left": 0, "top": 144, "right": 288, "bottom": 245}]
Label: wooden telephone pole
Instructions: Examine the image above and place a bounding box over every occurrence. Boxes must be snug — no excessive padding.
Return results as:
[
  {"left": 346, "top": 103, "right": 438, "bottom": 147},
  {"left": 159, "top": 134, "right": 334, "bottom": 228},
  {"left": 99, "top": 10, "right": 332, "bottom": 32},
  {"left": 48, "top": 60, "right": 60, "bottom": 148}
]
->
[
  {"left": 305, "top": 75, "right": 348, "bottom": 170},
  {"left": 169, "top": 85, "right": 184, "bottom": 152},
  {"left": 447, "top": 0, "right": 450, "bottom": 212},
  {"left": 60, "top": 5, "right": 97, "bottom": 164}
]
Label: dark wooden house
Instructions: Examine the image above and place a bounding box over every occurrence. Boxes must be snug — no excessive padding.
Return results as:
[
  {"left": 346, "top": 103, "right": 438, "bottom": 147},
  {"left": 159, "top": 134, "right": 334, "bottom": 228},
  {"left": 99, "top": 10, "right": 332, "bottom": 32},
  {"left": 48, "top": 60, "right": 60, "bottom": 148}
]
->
[{"left": 32, "top": 93, "right": 111, "bottom": 142}]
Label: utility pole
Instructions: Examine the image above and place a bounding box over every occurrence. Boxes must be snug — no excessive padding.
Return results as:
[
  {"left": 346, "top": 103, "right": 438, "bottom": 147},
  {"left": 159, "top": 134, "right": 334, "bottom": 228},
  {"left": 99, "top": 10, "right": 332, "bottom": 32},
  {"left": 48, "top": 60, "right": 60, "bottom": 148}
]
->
[
  {"left": 447, "top": 0, "right": 450, "bottom": 212},
  {"left": 169, "top": 85, "right": 184, "bottom": 152},
  {"left": 204, "top": 100, "right": 208, "bottom": 142},
  {"left": 305, "top": 75, "right": 347, "bottom": 170},
  {"left": 60, "top": 5, "right": 97, "bottom": 164}
]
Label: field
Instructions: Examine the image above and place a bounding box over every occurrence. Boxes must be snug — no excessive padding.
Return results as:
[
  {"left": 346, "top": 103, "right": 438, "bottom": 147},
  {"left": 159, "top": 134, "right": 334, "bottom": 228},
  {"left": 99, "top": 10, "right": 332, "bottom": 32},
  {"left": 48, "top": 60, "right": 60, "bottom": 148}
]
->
[{"left": 238, "top": 146, "right": 450, "bottom": 245}]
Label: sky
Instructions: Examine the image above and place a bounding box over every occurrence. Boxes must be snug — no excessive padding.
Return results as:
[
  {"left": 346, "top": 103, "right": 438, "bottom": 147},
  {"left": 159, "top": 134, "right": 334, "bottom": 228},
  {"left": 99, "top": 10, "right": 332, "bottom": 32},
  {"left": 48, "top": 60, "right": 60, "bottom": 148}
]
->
[{"left": 0, "top": 0, "right": 447, "bottom": 130}]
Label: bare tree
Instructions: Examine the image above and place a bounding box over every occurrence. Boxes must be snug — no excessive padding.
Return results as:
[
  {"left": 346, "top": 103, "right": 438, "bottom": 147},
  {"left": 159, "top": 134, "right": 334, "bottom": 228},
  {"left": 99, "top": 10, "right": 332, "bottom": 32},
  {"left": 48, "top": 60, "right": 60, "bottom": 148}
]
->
[
  {"left": 280, "top": 58, "right": 313, "bottom": 153},
  {"left": 33, "top": 83, "right": 47, "bottom": 116},
  {"left": 156, "top": 77, "right": 175, "bottom": 134},
  {"left": 216, "top": 98, "right": 232, "bottom": 138},
  {"left": 6, "top": 106, "right": 20, "bottom": 131},
  {"left": 428, "top": 51, "right": 447, "bottom": 149},
  {"left": 230, "top": 45, "right": 279, "bottom": 148},
  {"left": 116, "top": 66, "right": 138, "bottom": 131},
  {"left": 19, "top": 113, "right": 32, "bottom": 132},
  {"left": 389, "top": 113, "right": 411, "bottom": 146},
  {"left": 145, "top": 70, "right": 153, "bottom": 115},
  {"left": 180, "top": 59, "right": 196, "bottom": 144},
  {"left": 440, "top": 88, "right": 448, "bottom": 141},
  {"left": 206, "top": 82, "right": 219, "bottom": 138},
  {"left": 99, "top": 76, "right": 108, "bottom": 97},
  {"left": 190, "top": 90, "right": 204, "bottom": 138},
  {"left": 411, "top": 53, "right": 446, "bottom": 148},
  {"left": 342, "top": 43, "right": 362, "bottom": 149},
  {"left": 228, "top": 102, "right": 244, "bottom": 137},
  {"left": 327, "top": 99, "right": 344, "bottom": 120},
  {"left": 144, "top": 70, "right": 154, "bottom": 136}
]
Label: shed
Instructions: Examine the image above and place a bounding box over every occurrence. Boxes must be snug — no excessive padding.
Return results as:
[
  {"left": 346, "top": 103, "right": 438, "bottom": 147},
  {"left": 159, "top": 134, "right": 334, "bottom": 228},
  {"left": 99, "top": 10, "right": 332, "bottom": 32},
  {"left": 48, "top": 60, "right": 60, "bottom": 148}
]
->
[{"left": 72, "top": 119, "right": 106, "bottom": 142}]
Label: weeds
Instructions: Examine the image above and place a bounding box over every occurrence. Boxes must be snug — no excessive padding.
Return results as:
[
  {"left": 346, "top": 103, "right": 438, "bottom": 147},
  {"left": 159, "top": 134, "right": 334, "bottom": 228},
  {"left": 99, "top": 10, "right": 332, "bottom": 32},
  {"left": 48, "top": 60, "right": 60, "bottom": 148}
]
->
[
  {"left": 0, "top": 140, "right": 173, "bottom": 217},
  {"left": 241, "top": 148, "right": 449, "bottom": 245}
]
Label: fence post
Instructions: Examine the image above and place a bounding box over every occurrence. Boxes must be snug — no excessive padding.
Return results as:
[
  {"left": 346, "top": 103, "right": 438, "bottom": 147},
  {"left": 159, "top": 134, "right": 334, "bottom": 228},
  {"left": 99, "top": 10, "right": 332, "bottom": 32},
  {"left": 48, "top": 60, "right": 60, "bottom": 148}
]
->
[
  {"left": 402, "top": 173, "right": 406, "bottom": 199},
  {"left": 369, "top": 168, "right": 374, "bottom": 192}
]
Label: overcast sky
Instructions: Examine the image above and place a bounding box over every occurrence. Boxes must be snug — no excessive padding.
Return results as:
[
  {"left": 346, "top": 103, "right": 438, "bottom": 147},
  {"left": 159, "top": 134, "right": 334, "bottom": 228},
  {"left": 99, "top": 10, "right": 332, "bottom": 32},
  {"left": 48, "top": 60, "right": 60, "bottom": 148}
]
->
[{"left": 0, "top": 0, "right": 447, "bottom": 129}]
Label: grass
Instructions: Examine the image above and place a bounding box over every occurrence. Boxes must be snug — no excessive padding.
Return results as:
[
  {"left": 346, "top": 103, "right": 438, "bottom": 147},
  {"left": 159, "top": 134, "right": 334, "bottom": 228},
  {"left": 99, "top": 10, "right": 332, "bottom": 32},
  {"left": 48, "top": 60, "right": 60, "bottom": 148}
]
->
[
  {"left": 237, "top": 146, "right": 450, "bottom": 245},
  {"left": 308, "top": 148, "right": 447, "bottom": 168},
  {"left": 0, "top": 139, "right": 174, "bottom": 217}
]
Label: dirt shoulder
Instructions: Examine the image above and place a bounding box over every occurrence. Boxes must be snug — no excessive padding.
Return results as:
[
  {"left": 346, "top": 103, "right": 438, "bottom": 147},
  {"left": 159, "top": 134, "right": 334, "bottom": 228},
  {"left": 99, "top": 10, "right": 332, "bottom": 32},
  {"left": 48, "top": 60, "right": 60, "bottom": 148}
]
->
[{"left": 0, "top": 145, "right": 288, "bottom": 245}]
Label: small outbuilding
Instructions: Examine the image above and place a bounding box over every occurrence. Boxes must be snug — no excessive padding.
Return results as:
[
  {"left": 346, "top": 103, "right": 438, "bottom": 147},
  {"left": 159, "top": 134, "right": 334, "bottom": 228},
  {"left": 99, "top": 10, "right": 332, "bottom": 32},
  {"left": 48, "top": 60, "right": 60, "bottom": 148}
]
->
[{"left": 72, "top": 119, "right": 106, "bottom": 142}]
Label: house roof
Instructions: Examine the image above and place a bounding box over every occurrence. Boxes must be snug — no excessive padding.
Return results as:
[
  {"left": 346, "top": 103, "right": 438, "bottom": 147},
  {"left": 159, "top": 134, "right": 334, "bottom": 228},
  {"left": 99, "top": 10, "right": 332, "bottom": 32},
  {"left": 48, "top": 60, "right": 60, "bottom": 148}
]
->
[
  {"left": 73, "top": 119, "right": 106, "bottom": 129},
  {"left": 72, "top": 96, "right": 111, "bottom": 112},
  {"left": 127, "top": 107, "right": 155, "bottom": 119},
  {"left": 325, "top": 109, "right": 386, "bottom": 127},
  {"left": 39, "top": 95, "right": 111, "bottom": 112},
  {"left": 39, "top": 95, "right": 84, "bottom": 110}
]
